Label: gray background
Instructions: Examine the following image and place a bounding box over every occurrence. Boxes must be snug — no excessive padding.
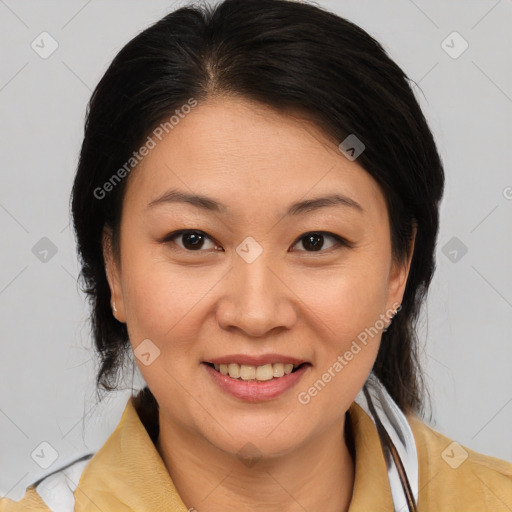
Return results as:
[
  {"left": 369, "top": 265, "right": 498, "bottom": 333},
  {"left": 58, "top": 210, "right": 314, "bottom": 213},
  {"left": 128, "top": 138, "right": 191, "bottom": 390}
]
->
[{"left": 1, "top": 0, "right": 511, "bottom": 501}]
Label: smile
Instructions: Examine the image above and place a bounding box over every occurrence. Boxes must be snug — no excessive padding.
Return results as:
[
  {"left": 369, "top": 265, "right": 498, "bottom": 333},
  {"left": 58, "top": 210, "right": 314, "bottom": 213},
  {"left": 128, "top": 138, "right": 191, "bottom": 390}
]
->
[
  {"left": 202, "top": 361, "right": 311, "bottom": 401},
  {"left": 207, "top": 362, "right": 307, "bottom": 381}
]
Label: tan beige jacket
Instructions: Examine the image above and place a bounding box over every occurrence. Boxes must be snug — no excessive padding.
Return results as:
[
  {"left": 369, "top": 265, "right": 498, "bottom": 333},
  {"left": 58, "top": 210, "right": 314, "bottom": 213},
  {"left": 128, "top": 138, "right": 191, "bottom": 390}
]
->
[{"left": 2, "top": 395, "right": 511, "bottom": 511}]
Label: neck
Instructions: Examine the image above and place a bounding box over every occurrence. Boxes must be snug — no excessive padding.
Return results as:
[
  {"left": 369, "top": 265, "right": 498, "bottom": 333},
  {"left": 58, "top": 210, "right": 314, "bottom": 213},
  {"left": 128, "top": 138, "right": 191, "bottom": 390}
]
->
[{"left": 155, "top": 412, "right": 355, "bottom": 512}]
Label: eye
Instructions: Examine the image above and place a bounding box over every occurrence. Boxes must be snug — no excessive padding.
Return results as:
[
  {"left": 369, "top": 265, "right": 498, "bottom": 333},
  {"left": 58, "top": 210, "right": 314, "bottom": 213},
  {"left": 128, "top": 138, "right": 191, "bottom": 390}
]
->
[
  {"left": 162, "top": 230, "right": 221, "bottom": 252},
  {"left": 161, "top": 230, "right": 351, "bottom": 254},
  {"left": 290, "top": 231, "right": 349, "bottom": 253}
]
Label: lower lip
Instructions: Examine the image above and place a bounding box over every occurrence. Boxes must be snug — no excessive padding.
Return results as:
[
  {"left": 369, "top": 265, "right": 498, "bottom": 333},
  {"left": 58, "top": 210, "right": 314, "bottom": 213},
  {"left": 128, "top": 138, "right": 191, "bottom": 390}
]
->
[{"left": 202, "top": 363, "right": 310, "bottom": 402}]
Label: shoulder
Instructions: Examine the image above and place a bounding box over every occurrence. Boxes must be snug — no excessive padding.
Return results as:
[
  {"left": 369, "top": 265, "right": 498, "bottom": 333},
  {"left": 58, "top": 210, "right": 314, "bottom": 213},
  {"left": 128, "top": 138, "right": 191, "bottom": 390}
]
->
[
  {"left": 0, "top": 453, "right": 94, "bottom": 512},
  {"left": 407, "top": 414, "right": 512, "bottom": 511}
]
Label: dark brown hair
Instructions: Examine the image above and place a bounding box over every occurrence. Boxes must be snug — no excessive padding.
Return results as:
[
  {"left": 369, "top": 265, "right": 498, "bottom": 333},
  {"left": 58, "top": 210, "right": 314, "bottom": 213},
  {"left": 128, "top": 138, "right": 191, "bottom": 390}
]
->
[{"left": 71, "top": 0, "right": 444, "bottom": 417}]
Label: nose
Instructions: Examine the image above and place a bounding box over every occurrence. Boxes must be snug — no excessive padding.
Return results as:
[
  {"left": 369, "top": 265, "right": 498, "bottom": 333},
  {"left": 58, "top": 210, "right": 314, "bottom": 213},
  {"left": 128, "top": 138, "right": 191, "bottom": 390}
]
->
[{"left": 215, "top": 250, "right": 298, "bottom": 338}]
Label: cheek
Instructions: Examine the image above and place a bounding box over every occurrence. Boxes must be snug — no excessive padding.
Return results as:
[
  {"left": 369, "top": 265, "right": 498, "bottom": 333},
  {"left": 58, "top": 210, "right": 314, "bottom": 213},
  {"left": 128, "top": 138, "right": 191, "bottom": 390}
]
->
[
  {"left": 298, "top": 257, "right": 389, "bottom": 403},
  {"left": 294, "top": 261, "right": 389, "bottom": 417},
  {"left": 120, "top": 255, "right": 209, "bottom": 411},
  {"left": 300, "top": 255, "right": 390, "bottom": 339},
  {"left": 120, "top": 247, "right": 221, "bottom": 357}
]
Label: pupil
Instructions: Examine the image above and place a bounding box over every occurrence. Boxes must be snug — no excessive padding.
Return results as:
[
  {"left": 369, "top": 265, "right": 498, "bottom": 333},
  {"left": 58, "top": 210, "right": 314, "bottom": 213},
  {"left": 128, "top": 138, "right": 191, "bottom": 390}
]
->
[
  {"left": 183, "top": 232, "right": 203, "bottom": 250},
  {"left": 304, "top": 233, "right": 323, "bottom": 251}
]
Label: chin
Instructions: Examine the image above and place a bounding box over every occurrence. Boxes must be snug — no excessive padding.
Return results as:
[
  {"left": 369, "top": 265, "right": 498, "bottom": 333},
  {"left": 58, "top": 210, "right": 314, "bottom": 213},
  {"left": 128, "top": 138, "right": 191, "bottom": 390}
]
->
[{"left": 201, "top": 416, "right": 310, "bottom": 459}]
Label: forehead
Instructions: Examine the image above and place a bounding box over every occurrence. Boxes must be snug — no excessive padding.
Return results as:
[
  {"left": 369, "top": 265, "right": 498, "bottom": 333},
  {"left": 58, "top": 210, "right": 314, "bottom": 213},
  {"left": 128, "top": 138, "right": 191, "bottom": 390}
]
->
[{"left": 123, "top": 97, "right": 387, "bottom": 219}]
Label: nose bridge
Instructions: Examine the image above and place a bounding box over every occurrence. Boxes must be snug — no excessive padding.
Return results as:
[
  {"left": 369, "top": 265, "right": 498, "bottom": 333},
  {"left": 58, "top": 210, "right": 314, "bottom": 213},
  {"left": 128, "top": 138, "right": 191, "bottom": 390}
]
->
[
  {"left": 236, "top": 244, "right": 274, "bottom": 303},
  {"left": 216, "top": 237, "right": 296, "bottom": 336}
]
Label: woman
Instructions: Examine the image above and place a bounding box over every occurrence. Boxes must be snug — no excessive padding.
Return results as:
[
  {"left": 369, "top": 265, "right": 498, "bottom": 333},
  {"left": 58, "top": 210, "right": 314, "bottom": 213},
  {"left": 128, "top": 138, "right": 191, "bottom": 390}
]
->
[{"left": 2, "top": 0, "right": 511, "bottom": 510}]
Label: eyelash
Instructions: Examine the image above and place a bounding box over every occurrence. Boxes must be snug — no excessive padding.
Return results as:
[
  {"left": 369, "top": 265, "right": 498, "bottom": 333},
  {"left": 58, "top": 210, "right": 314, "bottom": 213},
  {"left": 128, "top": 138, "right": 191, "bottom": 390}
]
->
[{"left": 160, "top": 230, "right": 352, "bottom": 254}]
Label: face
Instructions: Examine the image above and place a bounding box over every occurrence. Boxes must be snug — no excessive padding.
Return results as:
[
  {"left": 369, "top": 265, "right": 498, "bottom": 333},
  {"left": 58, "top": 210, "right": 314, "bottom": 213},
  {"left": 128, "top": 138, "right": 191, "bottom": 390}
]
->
[{"left": 103, "top": 97, "right": 413, "bottom": 458}]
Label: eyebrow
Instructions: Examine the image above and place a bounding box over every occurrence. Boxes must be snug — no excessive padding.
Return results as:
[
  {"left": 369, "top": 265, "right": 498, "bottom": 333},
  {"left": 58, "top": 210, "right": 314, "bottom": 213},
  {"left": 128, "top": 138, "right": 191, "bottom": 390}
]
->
[{"left": 146, "top": 188, "right": 363, "bottom": 216}]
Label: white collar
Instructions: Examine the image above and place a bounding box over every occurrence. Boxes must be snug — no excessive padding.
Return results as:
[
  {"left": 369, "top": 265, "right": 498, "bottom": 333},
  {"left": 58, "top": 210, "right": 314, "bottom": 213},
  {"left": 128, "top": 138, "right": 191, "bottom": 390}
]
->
[{"left": 355, "top": 371, "right": 419, "bottom": 511}]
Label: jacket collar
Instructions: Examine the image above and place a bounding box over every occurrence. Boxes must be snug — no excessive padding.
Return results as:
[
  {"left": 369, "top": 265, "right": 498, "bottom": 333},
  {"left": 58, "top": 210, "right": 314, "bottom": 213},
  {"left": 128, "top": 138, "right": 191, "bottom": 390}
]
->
[{"left": 72, "top": 391, "right": 395, "bottom": 511}]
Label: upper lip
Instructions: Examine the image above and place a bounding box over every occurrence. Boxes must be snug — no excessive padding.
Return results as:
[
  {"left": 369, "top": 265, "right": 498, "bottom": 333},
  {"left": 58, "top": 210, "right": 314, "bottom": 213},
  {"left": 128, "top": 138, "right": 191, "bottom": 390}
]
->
[{"left": 205, "top": 354, "right": 309, "bottom": 366}]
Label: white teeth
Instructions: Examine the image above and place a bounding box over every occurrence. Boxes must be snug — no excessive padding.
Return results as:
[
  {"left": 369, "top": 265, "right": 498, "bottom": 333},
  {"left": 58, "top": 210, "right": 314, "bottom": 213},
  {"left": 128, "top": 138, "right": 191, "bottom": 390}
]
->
[
  {"left": 255, "top": 364, "right": 274, "bottom": 381},
  {"left": 273, "top": 363, "right": 285, "bottom": 378},
  {"left": 240, "top": 364, "right": 256, "bottom": 380},
  {"left": 228, "top": 363, "right": 240, "bottom": 378},
  {"left": 211, "top": 362, "right": 302, "bottom": 381},
  {"left": 284, "top": 363, "right": 294, "bottom": 374}
]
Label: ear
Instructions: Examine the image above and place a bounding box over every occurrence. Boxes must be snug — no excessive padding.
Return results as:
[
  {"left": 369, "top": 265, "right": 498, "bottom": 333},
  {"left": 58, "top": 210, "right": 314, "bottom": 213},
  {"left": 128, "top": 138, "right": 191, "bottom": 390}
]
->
[
  {"left": 386, "top": 221, "right": 417, "bottom": 313},
  {"left": 102, "top": 226, "right": 126, "bottom": 323}
]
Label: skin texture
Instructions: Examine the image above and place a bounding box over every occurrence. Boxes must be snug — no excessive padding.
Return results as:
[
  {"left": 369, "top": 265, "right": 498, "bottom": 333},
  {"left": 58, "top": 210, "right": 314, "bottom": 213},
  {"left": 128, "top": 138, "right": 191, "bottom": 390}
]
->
[{"left": 103, "top": 97, "right": 415, "bottom": 512}]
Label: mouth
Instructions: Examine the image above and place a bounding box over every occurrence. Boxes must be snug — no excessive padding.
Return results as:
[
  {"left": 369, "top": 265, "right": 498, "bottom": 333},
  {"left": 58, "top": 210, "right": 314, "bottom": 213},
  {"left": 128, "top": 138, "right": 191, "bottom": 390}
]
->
[{"left": 203, "top": 362, "right": 311, "bottom": 381}]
